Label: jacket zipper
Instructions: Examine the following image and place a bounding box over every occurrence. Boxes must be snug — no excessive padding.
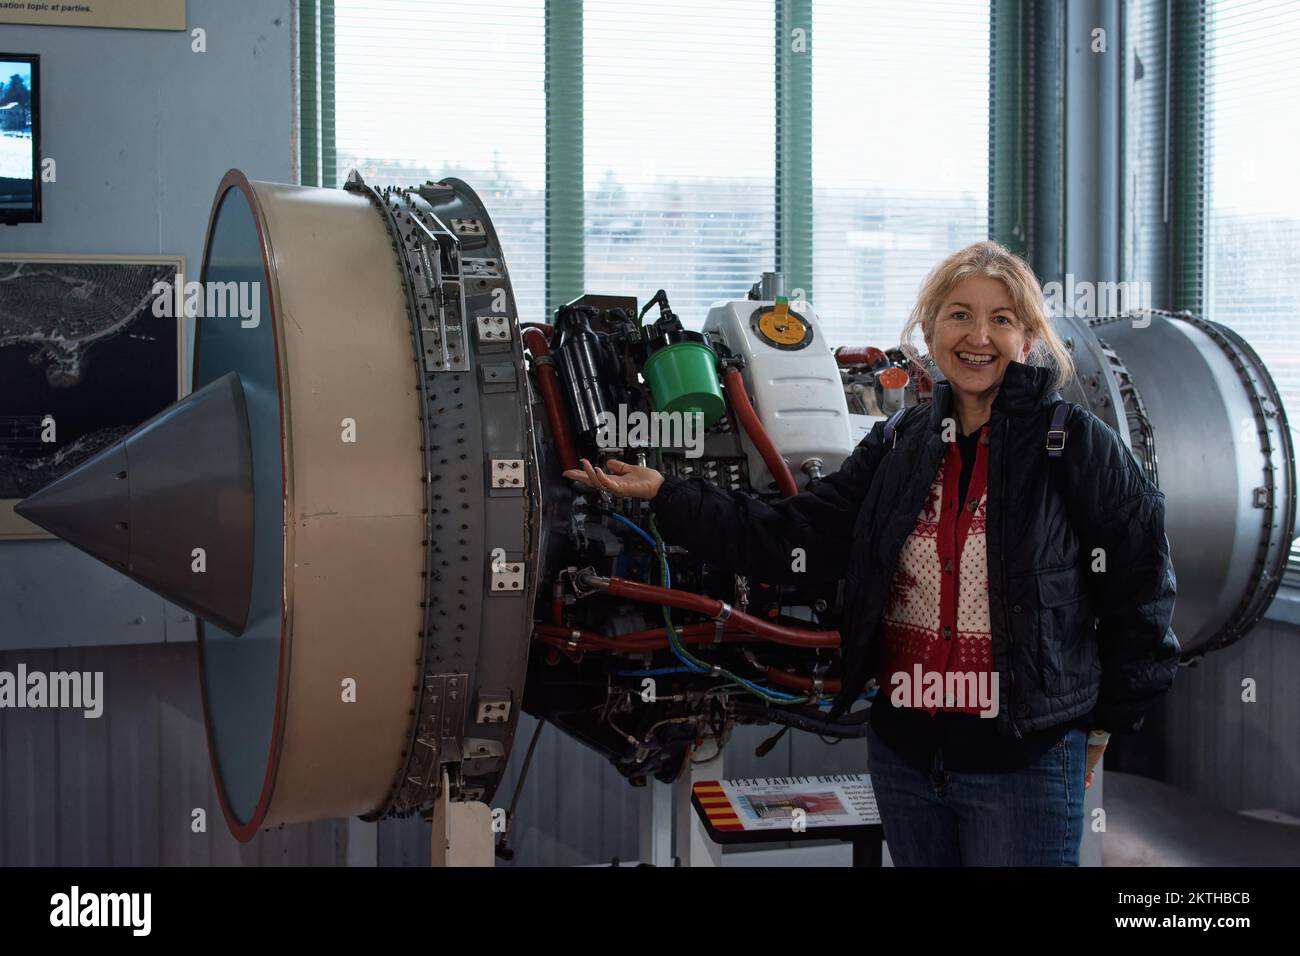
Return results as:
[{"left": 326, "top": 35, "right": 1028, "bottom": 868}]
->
[{"left": 999, "top": 417, "right": 1023, "bottom": 741}]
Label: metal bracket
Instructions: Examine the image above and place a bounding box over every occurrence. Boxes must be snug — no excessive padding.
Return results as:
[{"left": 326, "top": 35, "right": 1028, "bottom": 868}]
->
[
  {"left": 480, "top": 362, "right": 519, "bottom": 393},
  {"left": 461, "top": 738, "right": 506, "bottom": 776},
  {"left": 397, "top": 673, "right": 468, "bottom": 809},
  {"left": 491, "top": 459, "right": 525, "bottom": 488},
  {"left": 350, "top": 176, "right": 471, "bottom": 375},
  {"left": 490, "top": 560, "right": 525, "bottom": 594},
  {"left": 475, "top": 692, "right": 512, "bottom": 724},
  {"left": 476, "top": 314, "right": 512, "bottom": 345},
  {"left": 462, "top": 257, "right": 502, "bottom": 278}
]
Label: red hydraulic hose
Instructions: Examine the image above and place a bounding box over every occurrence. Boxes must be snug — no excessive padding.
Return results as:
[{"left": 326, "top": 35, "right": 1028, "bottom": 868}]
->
[
  {"left": 532, "top": 621, "right": 750, "bottom": 653},
  {"left": 833, "top": 345, "right": 888, "bottom": 368},
  {"left": 721, "top": 368, "right": 799, "bottom": 498},
  {"left": 597, "top": 575, "right": 839, "bottom": 648},
  {"left": 537, "top": 621, "right": 741, "bottom": 643},
  {"left": 764, "top": 668, "right": 842, "bottom": 693},
  {"left": 532, "top": 623, "right": 839, "bottom": 692},
  {"left": 522, "top": 326, "right": 580, "bottom": 473}
]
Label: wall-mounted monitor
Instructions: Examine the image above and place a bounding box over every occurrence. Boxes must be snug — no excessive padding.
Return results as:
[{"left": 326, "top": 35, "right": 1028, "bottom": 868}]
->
[{"left": 0, "top": 53, "right": 40, "bottom": 225}]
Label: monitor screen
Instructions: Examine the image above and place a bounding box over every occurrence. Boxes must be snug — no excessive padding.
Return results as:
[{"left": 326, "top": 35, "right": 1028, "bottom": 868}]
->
[{"left": 0, "top": 53, "right": 40, "bottom": 225}]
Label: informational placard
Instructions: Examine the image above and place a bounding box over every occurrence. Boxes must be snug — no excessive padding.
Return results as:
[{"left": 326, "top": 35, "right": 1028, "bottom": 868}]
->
[
  {"left": 0, "top": 0, "right": 185, "bottom": 31},
  {"left": 694, "top": 774, "right": 881, "bottom": 833}
]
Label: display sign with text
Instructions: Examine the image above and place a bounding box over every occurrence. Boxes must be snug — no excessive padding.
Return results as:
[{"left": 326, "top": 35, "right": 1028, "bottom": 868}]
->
[
  {"left": 694, "top": 774, "right": 881, "bottom": 833},
  {"left": 0, "top": 0, "right": 185, "bottom": 31}
]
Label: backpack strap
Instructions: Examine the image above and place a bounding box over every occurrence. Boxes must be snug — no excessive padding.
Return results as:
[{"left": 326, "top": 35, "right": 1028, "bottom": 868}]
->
[
  {"left": 885, "top": 401, "right": 1069, "bottom": 454},
  {"left": 883, "top": 406, "right": 909, "bottom": 449},
  {"left": 1046, "top": 400, "right": 1071, "bottom": 457}
]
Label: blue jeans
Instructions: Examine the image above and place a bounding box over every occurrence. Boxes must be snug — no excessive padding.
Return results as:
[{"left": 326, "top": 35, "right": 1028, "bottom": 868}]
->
[{"left": 866, "top": 722, "right": 1087, "bottom": 866}]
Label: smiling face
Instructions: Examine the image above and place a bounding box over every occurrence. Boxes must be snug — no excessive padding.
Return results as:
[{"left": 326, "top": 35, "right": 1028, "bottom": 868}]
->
[{"left": 924, "top": 274, "right": 1034, "bottom": 407}]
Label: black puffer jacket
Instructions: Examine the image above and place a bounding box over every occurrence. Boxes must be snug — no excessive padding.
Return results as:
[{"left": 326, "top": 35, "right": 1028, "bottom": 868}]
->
[{"left": 649, "top": 360, "right": 1180, "bottom": 737}]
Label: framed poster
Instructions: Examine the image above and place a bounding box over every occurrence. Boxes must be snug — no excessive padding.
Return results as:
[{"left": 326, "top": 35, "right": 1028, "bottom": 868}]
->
[
  {"left": 0, "top": 253, "right": 185, "bottom": 539},
  {"left": 0, "top": 1, "right": 186, "bottom": 31}
]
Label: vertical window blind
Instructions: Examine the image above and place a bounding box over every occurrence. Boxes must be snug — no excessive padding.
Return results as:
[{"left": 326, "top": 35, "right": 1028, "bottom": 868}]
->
[
  {"left": 1204, "top": 1, "right": 1300, "bottom": 441},
  {"left": 327, "top": 0, "right": 991, "bottom": 340},
  {"left": 581, "top": 0, "right": 776, "bottom": 327},
  {"left": 811, "top": 0, "right": 990, "bottom": 350},
  {"left": 1122, "top": 0, "right": 1171, "bottom": 309},
  {"left": 1205, "top": 0, "right": 1300, "bottom": 569},
  {"left": 1126, "top": 0, "right": 1300, "bottom": 569},
  {"left": 332, "top": 0, "right": 547, "bottom": 322}
]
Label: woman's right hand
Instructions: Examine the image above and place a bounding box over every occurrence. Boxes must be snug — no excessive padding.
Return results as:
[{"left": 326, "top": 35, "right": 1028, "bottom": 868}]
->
[{"left": 563, "top": 457, "right": 665, "bottom": 501}]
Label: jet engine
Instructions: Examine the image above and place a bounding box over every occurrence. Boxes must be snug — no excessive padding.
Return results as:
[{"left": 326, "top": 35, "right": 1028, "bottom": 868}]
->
[{"left": 16, "top": 170, "right": 1295, "bottom": 838}]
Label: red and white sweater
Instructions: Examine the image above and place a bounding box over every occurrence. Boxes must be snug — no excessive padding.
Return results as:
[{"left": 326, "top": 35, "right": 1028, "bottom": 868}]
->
[{"left": 876, "top": 425, "right": 994, "bottom": 716}]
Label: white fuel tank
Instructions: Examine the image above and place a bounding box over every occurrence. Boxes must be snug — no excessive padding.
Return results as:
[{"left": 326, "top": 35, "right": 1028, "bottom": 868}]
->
[
  {"left": 849, "top": 412, "right": 886, "bottom": 444},
  {"left": 703, "top": 299, "right": 856, "bottom": 493}
]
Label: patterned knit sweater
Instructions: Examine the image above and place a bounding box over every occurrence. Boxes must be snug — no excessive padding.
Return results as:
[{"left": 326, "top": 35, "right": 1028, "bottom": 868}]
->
[
  {"left": 869, "top": 423, "right": 1086, "bottom": 773},
  {"left": 876, "top": 424, "right": 994, "bottom": 716}
]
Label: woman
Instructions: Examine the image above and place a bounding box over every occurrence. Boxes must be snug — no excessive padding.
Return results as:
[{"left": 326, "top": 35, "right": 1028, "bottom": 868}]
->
[{"left": 564, "top": 240, "right": 1179, "bottom": 866}]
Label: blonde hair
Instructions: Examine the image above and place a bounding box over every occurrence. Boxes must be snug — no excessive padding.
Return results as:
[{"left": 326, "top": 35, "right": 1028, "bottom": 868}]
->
[{"left": 898, "top": 239, "right": 1075, "bottom": 392}]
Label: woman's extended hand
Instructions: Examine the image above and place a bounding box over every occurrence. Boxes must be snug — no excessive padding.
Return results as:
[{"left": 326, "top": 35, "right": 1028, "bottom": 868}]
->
[
  {"left": 562, "top": 457, "right": 665, "bottom": 501},
  {"left": 1084, "top": 740, "right": 1108, "bottom": 789}
]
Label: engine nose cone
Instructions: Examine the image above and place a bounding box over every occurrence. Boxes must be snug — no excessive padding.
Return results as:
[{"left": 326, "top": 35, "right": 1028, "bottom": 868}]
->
[{"left": 15, "top": 370, "right": 255, "bottom": 635}]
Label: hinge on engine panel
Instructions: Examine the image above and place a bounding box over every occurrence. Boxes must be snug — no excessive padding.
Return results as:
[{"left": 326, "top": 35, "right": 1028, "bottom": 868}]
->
[
  {"left": 397, "top": 673, "right": 467, "bottom": 807},
  {"left": 451, "top": 217, "right": 485, "bottom": 236}
]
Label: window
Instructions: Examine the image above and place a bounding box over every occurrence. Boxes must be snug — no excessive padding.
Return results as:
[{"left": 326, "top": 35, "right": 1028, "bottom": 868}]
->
[
  {"left": 1125, "top": 0, "right": 1300, "bottom": 570},
  {"left": 332, "top": 0, "right": 547, "bottom": 323},
  {"left": 325, "top": 0, "right": 991, "bottom": 341},
  {"left": 812, "top": 0, "right": 990, "bottom": 349},
  {"left": 1122, "top": 0, "right": 1170, "bottom": 308},
  {"left": 1205, "top": 1, "right": 1300, "bottom": 443},
  {"left": 582, "top": 0, "right": 775, "bottom": 326},
  {"left": 1203, "top": 0, "right": 1300, "bottom": 569}
]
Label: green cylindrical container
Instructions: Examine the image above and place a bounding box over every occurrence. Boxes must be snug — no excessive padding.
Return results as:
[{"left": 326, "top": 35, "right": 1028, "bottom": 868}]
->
[{"left": 641, "top": 333, "right": 725, "bottom": 429}]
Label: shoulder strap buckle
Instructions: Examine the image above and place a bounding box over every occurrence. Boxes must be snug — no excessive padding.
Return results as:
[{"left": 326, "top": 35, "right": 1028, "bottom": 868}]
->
[
  {"left": 883, "top": 406, "right": 908, "bottom": 448},
  {"left": 1046, "top": 401, "right": 1070, "bottom": 457}
]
